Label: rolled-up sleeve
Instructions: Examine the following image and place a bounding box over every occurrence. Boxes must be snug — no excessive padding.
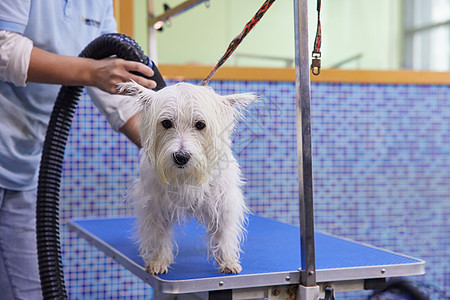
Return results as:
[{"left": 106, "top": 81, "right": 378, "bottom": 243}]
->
[{"left": 0, "top": 30, "right": 33, "bottom": 87}]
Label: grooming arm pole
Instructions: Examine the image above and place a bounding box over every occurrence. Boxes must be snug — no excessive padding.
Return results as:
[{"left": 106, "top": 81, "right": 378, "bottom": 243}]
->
[
  {"left": 294, "top": 0, "right": 320, "bottom": 299},
  {"left": 148, "top": 0, "right": 206, "bottom": 28}
]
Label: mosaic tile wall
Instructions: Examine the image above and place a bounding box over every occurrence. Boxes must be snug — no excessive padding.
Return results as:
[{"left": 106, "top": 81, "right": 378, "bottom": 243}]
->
[{"left": 60, "top": 80, "right": 450, "bottom": 299}]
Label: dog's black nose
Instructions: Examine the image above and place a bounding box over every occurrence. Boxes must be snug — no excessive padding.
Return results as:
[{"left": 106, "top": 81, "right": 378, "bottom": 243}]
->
[{"left": 173, "top": 151, "right": 191, "bottom": 166}]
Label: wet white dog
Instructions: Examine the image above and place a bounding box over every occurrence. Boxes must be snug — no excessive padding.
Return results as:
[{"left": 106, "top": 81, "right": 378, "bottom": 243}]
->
[{"left": 119, "top": 81, "right": 256, "bottom": 275}]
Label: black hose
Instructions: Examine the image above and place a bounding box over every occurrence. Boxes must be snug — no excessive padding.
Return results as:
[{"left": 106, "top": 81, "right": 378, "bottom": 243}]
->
[{"left": 36, "top": 33, "right": 166, "bottom": 299}]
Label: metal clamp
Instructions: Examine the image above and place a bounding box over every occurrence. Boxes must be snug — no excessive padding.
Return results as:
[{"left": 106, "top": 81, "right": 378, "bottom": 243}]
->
[{"left": 311, "top": 53, "right": 321, "bottom": 76}]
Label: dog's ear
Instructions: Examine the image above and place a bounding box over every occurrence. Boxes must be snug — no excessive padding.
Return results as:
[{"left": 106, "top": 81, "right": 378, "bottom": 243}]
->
[
  {"left": 224, "top": 92, "right": 258, "bottom": 108},
  {"left": 117, "top": 81, "right": 156, "bottom": 106}
]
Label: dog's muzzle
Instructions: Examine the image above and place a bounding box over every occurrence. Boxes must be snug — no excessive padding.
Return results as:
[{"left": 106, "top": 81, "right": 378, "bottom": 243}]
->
[{"left": 173, "top": 151, "right": 191, "bottom": 167}]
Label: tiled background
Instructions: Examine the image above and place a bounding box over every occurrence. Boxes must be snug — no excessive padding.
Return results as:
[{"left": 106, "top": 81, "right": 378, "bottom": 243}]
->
[{"left": 60, "top": 80, "right": 450, "bottom": 299}]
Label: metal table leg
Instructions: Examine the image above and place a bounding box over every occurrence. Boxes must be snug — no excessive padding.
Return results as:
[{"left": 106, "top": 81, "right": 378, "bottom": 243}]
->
[{"left": 294, "top": 0, "right": 320, "bottom": 298}]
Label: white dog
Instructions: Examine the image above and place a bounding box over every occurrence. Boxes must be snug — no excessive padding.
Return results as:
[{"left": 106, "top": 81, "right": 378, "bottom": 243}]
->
[{"left": 119, "top": 81, "right": 256, "bottom": 275}]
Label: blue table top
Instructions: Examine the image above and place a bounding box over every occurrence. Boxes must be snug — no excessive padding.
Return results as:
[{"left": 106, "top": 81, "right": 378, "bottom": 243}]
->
[{"left": 69, "top": 215, "right": 424, "bottom": 294}]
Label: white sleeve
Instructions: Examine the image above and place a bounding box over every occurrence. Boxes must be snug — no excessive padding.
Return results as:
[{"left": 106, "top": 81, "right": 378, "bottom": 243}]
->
[
  {"left": 86, "top": 86, "right": 139, "bottom": 132},
  {"left": 0, "top": 30, "right": 33, "bottom": 87}
]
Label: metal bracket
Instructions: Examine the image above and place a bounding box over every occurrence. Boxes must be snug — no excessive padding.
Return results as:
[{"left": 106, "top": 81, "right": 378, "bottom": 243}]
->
[
  {"left": 297, "top": 285, "right": 320, "bottom": 300},
  {"left": 269, "top": 286, "right": 298, "bottom": 300}
]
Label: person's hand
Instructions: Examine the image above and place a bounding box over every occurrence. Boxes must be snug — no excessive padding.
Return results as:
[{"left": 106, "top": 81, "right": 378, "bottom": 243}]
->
[{"left": 90, "top": 57, "right": 157, "bottom": 94}]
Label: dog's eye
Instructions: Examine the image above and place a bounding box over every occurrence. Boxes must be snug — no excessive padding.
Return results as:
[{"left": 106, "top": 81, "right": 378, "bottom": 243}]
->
[
  {"left": 161, "top": 119, "right": 173, "bottom": 129},
  {"left": 195, "top": 121, "right": 206, "bottom": 130}
]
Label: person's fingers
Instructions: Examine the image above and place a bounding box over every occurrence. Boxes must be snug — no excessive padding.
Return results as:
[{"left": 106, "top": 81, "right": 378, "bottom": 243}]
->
[
  {"left": 125, "top": 61, "right": 154, "bottom": 78},
  {"left": 128, "top": 74, "right": 157, "bottom": 90},
  {"left": 120, "top": 60, "right": 157, "bottom": 89}
]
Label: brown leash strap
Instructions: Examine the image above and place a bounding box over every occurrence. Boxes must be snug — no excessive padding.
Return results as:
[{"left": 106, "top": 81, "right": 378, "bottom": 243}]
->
[
  {"left": 311, "top": 0, "right": 322, "bottom": 75},
  {"left": 200, "top": 0, "right": 276, "bottom": 85}
]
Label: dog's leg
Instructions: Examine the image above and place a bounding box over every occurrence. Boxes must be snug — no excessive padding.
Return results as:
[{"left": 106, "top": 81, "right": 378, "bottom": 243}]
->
[
  {"left": 205, "top": 187, "right": 247, "bottom": 274},
  {"left": 139, "top": 217, "right": 175, "bottom": 275},
  {"left": 208, "top": 217, "right": 244, "bottom": 274}
]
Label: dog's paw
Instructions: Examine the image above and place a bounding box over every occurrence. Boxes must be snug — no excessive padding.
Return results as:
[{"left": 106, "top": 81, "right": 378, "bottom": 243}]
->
[
  {"left": 145, "top": 261, "right": 170, "bottom": 275},
  {"left": 219, "top": 262, "right": 242, "bottom": 274}
]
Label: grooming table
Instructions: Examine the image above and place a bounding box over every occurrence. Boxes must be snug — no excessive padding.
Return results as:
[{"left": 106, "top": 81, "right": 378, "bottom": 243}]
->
[{"left": 68, "top": 215, "right": 424, "bottom": 299}]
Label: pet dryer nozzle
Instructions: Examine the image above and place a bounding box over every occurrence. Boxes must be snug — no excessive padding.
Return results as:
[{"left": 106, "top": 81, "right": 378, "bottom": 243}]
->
[{"left": 132, "top": 57, "right": 167, "bottom": 91}]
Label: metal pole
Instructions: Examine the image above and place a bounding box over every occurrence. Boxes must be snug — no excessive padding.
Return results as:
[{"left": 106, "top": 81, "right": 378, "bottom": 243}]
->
[
  {"left": 148, "top": 0, "right": 158, "bottom": 63},
  {"left": 294, "top": 0, "right": 317, "bottom": 288}
]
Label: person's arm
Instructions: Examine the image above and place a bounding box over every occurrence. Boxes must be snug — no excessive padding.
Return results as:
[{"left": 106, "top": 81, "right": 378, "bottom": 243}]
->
[
  {"left": 27, "top": 47, "right": 156, "bottom": 94},
  {"left": 86, "top": 86, "right": 142, "bottom": 148},
  {"left": 119, "top": 113, "right": 142, "bottom": 148},
  {"left": 29, "top": 46, "right": 145, "bottom": 148},
  {"left": 1, "top": 30, "right": 145, "bottom": 147}
]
